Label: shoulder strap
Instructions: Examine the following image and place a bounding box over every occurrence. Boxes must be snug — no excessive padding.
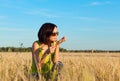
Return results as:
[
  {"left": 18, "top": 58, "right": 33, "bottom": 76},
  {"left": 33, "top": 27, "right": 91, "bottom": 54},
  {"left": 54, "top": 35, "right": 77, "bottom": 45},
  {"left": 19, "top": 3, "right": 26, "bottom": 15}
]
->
[
  {"left": 36, "top": 40, "right": 42, "bottom": 50},
  {"left": 36, "top": 40, "right": 51, "bottom": 62},
  {"left": 36, "top": 40, "right": 40, "bottom": 46},
  {"left": 35, "top": 40, "right": 43, "bottom": 60}
]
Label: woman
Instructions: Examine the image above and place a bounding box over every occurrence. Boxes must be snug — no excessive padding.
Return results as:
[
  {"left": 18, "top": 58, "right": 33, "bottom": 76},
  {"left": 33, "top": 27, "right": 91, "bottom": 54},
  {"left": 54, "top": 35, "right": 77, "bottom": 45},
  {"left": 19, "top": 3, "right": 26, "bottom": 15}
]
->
[{"left": 31, "top": 22, "right": 66, "bottom": 81}]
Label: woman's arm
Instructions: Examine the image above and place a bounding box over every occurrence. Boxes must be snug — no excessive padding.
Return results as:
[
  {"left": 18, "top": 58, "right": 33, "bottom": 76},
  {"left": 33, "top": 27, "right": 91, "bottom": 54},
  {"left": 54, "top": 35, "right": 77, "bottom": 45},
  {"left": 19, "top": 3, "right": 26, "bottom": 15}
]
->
[
  {"left": 53, "top": 45, "right": 60, "bottom": 62},
  {"left": 53, "top": 37, "right": 66, "bottom": 62},
  {"left": 32, "top": 42, "right": 41, "bottom": 71}
]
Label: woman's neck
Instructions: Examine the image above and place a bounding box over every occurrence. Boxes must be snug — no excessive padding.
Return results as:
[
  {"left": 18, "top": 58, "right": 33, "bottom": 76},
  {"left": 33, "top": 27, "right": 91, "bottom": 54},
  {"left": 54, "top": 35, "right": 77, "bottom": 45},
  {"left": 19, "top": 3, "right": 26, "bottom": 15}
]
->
[{"left": 41, "top": 41, "right": 53, "bottom": 47}]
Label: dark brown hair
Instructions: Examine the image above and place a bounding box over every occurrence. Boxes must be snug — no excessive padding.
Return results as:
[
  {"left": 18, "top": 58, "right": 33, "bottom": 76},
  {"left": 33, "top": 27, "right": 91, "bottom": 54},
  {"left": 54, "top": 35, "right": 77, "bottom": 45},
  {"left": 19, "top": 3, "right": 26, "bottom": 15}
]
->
[{"left": 38, "top": 22, "right": 57, "bottom": 44}]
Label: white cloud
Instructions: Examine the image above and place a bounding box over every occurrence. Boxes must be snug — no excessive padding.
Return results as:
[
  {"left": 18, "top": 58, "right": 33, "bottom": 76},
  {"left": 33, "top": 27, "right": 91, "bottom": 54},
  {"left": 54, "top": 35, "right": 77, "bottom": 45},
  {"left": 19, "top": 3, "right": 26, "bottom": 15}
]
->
[
  {"left": 90, "top": 2, "right": 101, "bottom": 6},
  {"left": 72, "top": 16, "right": 120, "bottom": 27},
  {"left": 105, "top": 1, "right": 111, "bottom": 4},
  {"left": 89, "top": 1, "right": 111, "bottom": 6},
  {"left": 80, "top": 27, "right": 96, "bottom": 32},
  {"left": 73, "top": 16, "right": 97, "bottom": 21},
  {"left": 24, "top": 9, "right": 60, "bottom": 18},
  {"left": 0, "top": 27, "right": 33, "bottom": 32},
  {"left": 0, "top": 16, "right": 7, "bottom": 19},
  {"left": 78, "top": 16, "right": 97, "bottom": 21}
]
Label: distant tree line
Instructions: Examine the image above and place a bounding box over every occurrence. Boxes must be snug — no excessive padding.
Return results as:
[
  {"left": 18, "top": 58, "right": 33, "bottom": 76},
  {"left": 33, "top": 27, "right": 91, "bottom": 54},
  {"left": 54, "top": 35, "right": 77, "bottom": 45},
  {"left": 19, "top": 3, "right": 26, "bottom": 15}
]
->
[
  {"left": 0, "top": 47, "right": 68, "bottom": 52},
  {"left": 68, "top": 49, "right": 120, "bottom": 53},
  {"left": 0, "top": 47, "right": 120, "bottom": 53},
  {"left": 0, "top": 47, "right": 32, "bottom": 52}
]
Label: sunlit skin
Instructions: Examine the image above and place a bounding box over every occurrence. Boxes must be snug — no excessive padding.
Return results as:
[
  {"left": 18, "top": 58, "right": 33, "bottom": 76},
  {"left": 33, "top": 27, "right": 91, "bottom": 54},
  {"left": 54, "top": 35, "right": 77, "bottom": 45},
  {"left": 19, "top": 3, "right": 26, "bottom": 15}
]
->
[
  {"left": 32, "top": 27, "right": 66, "bottom": 74},
  {"left": 49, "top": 27, "right": 58, "bottom": 42}
]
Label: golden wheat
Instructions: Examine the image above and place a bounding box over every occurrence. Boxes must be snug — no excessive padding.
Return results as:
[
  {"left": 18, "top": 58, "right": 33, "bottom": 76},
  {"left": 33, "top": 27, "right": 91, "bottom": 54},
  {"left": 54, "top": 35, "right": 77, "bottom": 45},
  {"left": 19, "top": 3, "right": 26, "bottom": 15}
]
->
[{"left": 0, "top": 52, "right": 120, "bottom": 81}]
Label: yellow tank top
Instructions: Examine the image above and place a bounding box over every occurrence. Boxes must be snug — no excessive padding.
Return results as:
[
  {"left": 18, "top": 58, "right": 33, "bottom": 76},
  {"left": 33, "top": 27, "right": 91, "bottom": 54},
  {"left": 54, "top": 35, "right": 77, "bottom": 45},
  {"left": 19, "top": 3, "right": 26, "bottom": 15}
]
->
[{"left": 31, "top": 41, "right": 54, "bottom": 74}]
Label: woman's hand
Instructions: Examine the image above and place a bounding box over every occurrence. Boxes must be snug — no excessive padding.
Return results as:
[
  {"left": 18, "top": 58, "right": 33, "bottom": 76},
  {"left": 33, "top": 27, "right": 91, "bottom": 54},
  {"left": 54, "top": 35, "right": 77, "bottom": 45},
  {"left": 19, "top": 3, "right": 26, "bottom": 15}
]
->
[
  {"left": 49, "top": 46, "right": 56, "bottom": 54},
  {"left": 57, "top": 36, "right": 66, "bottom": 45},
  {"left": 47, "top": 36, "right": 66, "bottom": 54}
]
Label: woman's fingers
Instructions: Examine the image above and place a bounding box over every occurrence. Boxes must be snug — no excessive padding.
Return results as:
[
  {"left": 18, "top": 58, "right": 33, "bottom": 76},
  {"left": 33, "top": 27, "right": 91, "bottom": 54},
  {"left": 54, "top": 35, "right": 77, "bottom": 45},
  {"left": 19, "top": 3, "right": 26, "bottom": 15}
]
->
[
  {"left": 57, "top": 36, "right": 66, "bottom": 45},
  {"left": 62, "top": 36, "right": 66, "bottom": 42},
  {"left": 49, "top": 46, "right": 56, "bottom": 53}
]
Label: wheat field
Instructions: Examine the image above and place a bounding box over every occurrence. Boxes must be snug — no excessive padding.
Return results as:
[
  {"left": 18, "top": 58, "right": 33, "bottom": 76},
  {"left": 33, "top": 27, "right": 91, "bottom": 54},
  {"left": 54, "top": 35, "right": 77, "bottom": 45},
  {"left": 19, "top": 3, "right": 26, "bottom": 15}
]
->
[{"left": 0, "top": 52, "right": 120, "bottom": 81}]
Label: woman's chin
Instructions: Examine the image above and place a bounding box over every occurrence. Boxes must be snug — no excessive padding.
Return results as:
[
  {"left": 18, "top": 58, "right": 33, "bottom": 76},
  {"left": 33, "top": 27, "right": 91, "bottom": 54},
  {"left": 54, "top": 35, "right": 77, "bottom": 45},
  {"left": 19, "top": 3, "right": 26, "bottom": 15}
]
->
[{"left": 53, "top": 39, "right": 57, "bottom": 42}]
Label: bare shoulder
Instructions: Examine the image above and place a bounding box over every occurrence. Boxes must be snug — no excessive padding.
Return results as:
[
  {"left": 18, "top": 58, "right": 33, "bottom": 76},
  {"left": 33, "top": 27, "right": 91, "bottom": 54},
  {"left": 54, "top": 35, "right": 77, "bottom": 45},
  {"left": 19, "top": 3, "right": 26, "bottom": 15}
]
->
[{"left": 32, "top": 41, "right": 40, "bottom": 50}]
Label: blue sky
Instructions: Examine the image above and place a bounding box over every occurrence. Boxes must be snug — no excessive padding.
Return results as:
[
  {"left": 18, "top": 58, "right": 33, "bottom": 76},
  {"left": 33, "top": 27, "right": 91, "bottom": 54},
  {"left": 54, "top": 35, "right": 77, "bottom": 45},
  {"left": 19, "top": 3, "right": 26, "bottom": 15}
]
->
[{"left": 0, "top": 0, "right": 120, "bottom": 50}]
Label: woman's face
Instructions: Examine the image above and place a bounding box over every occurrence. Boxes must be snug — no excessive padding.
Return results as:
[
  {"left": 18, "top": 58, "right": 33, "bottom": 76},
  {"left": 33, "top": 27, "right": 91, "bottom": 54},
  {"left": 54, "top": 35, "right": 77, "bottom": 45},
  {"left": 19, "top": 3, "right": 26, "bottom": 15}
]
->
[{"left": 49, "top": 27, "right": 58, "bottom": 42}]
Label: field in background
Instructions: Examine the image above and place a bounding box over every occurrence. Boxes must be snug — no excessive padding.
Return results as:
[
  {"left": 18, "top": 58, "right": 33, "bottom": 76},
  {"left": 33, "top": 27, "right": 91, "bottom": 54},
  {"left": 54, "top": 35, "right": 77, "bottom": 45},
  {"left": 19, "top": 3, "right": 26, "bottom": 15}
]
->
[{"left": 0, "top": 52, "right": 120, "bottom": 81}]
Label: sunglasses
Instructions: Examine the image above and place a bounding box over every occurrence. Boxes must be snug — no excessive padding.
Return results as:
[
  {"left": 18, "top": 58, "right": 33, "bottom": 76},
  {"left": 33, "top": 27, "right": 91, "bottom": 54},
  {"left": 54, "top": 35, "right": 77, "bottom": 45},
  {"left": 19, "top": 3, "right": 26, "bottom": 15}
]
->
[{"left": 50, "top": 32, "right": 59, "bottom": 36}]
